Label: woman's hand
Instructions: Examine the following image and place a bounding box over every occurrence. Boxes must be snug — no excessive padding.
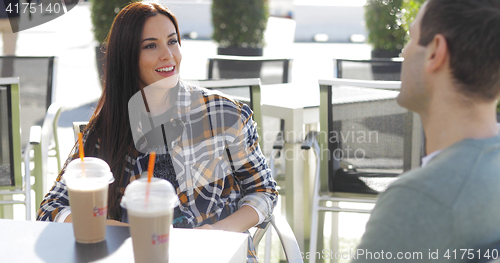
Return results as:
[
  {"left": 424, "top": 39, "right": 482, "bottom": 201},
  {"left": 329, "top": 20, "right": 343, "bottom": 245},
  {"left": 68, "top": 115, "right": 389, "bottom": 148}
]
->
[
  {"left": 106, "top": 219, "right": 129, "bottom": 227},
  {"left": 64, "top": 214, "right": 129, "bottom": 227},
  {"left": 64, "top": 214, "right": 72, "bottom": 223},
  {"left": 196, "top": 224, "right": 216, "bottom": 230}
]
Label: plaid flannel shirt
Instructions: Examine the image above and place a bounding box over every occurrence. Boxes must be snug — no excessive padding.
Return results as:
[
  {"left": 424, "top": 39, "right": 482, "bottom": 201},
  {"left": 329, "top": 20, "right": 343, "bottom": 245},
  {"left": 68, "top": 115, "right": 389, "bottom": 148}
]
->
[{"left": 37, "top": 82, "right": 278, "bottom": 262}]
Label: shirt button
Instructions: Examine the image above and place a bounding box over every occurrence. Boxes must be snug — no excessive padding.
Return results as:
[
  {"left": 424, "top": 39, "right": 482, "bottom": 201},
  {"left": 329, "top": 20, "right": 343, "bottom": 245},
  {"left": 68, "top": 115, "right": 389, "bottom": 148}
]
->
[{"left": 182, "top": 207, "right": 189, "bottom": 212}]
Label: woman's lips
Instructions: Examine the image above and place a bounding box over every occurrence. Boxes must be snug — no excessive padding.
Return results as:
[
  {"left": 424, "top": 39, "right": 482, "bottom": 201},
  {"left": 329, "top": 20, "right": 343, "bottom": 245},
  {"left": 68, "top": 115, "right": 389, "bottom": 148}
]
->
[{"left": 155, "top": 65, "right": 175, "bottom": 77}]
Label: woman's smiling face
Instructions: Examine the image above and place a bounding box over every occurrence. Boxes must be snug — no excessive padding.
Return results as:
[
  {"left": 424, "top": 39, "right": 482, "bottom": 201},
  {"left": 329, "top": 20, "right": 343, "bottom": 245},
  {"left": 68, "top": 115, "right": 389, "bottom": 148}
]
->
[{"left": 138, "top": 14, "right": 182, "bottom": 89}]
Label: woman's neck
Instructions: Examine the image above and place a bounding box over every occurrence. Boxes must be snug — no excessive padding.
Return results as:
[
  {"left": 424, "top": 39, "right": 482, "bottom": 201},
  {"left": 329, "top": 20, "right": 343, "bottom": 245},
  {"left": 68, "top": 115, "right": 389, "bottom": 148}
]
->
[{"left": 142, "top": 86, "right": 174, "bottom": 116}]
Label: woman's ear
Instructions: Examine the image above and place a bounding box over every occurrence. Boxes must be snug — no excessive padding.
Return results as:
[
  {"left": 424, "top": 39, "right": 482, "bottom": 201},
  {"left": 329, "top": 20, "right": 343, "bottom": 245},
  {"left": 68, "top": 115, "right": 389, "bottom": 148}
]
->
[{"left": 425, "top": 34, "right": 449, "bottom": 74}]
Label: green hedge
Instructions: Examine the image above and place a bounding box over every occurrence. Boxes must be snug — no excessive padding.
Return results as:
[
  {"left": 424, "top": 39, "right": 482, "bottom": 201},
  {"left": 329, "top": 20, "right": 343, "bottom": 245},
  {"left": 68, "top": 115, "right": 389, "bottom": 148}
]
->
[
  {"left": 91, "top": 0, "right": 140, "bottom": 44},
  {"left": 211, "top": 0, "right": 269, "bottom": 48},
  {"left": 365, "top": 0, "right": 406, "bottom": 52},
  {"left": 401, "top": 0, "right": 426, "bottom": 42}
]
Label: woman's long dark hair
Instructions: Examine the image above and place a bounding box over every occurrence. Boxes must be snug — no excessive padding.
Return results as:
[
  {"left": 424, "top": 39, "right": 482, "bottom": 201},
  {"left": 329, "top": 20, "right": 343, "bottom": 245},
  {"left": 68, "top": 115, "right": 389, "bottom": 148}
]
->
[{"left": 63, "top": 2, "right": 181, "bottom": 220}]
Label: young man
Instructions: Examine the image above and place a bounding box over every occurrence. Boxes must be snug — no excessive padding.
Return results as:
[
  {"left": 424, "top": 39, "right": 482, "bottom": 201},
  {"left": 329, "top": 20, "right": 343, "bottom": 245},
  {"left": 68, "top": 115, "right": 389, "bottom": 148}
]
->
[{"left": 352, "top": 0, "right": 500, "bottom": 262}]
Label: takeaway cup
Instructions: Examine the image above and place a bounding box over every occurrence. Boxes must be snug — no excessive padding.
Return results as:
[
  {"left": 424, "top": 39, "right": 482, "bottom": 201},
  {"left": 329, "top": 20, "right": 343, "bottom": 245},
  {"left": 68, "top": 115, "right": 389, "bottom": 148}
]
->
[
  {"left": 121, "top": 178, "right": 179, "bottom": 263},
  {"left": 64, "top": 157, "right": 114, "bottom": 243}
]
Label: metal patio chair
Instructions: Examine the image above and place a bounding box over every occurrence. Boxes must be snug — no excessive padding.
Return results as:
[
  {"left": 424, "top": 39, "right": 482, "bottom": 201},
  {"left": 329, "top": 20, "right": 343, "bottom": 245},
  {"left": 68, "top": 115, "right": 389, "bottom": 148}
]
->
[{"left": 302, "top": 79, "right": 423, "bottom": 263}]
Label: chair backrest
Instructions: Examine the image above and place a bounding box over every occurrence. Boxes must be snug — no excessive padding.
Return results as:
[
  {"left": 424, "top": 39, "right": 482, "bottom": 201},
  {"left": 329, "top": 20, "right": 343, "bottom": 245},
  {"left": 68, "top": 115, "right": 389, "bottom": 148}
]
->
[
  {"left": 318, "top": 79, "right": 422, "bottom": 196},
  {"left": 0, "top": 56, "right": 57, "bottom": 151},
  {"left": 253, "top": 214, "right": 303, "bottom": 263},
  {"left": 183, "top": 78, "right": 264, "bottom": 146},
  {"left": 334, "top": 58, "right": 402, "bottom": 81},
  {"left": 0, "top": 78, "right": 22, "bottom": 190},
  {"left": 207, "top": 56, "right": 292, "bottom": 84},
  {"left": 72, "top": 122, "right": 88, "bottom": 143}
]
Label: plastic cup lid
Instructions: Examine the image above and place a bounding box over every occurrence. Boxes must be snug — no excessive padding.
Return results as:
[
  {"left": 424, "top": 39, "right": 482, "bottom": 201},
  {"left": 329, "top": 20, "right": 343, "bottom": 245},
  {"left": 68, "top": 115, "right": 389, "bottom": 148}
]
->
[
  {"left": 120, "top": 178, "right": 179, "bottom": 211},
  {"left": 63, "top": 157, "right": 114, "bottom": 188}
]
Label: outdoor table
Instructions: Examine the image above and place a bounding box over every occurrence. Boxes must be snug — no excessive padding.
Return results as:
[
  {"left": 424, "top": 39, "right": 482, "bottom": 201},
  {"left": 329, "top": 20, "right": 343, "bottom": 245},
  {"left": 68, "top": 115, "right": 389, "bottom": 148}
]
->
[
  {"left": 0, "top": 219, "right": 248, "bottom": 263},
  {"left": 261, "top": 81, "right": 320, "bottom": 251}
]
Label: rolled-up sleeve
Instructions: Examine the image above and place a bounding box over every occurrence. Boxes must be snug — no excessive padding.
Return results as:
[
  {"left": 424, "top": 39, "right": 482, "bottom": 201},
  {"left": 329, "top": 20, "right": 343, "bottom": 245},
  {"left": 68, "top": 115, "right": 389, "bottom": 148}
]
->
[
  {"left": 229, "top": 104, "right": 278, "bottom": 223},
  {"left": 36, "top": 173, "right": 71, "bottom": 222}
]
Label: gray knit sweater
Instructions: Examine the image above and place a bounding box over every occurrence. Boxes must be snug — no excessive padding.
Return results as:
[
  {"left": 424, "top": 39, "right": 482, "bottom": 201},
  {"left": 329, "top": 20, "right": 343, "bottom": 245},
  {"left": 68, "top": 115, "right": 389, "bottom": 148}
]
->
[{"left": 352, "top": 134, "right": 500, "bottom": 262}]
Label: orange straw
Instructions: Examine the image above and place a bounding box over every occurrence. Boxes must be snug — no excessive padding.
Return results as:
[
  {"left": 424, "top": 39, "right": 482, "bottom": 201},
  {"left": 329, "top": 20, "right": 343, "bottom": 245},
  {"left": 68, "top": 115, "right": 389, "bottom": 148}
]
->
[
  {"left": 147, "top": 151, "right": 156, "bottom": 183},
  {"left": 145, "top": 151, "right": 156, "bottom": 203},
  {"left": 78, "top": 132, "right": 84, "bottom": 161},
  {"left": 78, "top": 132, "right": 86, "bottom": 177}
]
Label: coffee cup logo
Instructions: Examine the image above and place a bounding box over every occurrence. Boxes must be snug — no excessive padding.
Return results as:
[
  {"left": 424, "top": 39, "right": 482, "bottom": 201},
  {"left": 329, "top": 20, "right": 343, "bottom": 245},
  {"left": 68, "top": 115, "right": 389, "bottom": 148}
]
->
[
  {"left": 93, "top": 206, "right": 107, "bottom": 217},
  {"left": 151, "top": 233, "right": 169, "bottom": 245}
]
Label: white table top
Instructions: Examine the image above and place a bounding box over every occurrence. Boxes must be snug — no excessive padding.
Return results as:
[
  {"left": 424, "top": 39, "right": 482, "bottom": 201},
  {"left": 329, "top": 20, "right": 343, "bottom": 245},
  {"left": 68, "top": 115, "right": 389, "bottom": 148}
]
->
[
  {"left": 0, "top": 77, "right": 19, "bottom": 85},
  {"left": 261, "top": 80, "right": 399, "bottom": 110},
  {"left": 262, "top": 82, "right": 320, "bottom": 109},
  {"left": 0, "top": 219, "right": 248, "bottom": 263}
]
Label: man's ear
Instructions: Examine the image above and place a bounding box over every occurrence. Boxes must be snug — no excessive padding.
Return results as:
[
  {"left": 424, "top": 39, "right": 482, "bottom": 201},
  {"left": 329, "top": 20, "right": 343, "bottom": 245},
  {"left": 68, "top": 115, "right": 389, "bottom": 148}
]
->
[{"left": 425, "top": 34, "right": 449, "bottom": 73}]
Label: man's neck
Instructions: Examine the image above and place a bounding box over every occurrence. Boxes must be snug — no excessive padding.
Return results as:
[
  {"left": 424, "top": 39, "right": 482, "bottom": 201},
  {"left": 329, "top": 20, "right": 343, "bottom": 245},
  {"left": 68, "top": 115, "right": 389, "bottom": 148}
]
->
[{"left": 420, "top": 98, "right": 498, "bottom": 155}]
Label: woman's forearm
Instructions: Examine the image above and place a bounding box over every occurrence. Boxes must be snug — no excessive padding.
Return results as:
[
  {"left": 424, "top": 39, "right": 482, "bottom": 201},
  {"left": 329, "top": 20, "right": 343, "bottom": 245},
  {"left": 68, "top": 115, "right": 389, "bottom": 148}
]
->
[{"left": 198, "top": 205, "right": 259, "bottom": 232}]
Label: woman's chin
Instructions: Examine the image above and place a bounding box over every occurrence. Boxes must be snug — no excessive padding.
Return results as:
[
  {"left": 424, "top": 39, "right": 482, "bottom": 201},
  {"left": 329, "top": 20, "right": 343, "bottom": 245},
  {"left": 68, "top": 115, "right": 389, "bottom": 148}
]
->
[{"left": 146, "top": 74, "right": 180, "bottom": 90}]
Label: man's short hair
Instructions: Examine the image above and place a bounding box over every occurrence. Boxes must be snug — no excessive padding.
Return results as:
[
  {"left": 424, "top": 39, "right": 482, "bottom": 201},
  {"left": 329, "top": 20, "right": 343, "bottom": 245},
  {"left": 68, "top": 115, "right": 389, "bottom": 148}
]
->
[{"left": 419, "top": 0, "right": 500, "bottom": 101}]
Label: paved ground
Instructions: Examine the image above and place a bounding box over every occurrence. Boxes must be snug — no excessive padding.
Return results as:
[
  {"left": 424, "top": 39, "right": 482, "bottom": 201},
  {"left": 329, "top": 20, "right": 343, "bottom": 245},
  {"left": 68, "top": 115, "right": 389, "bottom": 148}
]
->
[{"left": 6, "top": 2, "right": 374, "bottom": 256}]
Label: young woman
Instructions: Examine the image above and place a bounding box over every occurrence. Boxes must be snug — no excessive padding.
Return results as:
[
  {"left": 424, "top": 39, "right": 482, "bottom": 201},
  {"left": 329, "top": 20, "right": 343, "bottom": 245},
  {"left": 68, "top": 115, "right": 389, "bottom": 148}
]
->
[{"left": 37, "top": 2, "right": 277, "bottom": 261}]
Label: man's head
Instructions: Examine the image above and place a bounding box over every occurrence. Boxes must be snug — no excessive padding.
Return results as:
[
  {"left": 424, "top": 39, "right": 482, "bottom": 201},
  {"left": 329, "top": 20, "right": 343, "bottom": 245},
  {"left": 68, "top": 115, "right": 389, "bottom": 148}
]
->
[{"left": 397, "top": 0, "right": 500, "bottom": 112}]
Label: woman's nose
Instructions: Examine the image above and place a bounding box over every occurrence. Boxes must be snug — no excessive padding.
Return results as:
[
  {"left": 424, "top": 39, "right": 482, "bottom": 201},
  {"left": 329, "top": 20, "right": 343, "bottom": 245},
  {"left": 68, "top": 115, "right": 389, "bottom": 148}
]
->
[{"left": 161, "top": 46, "right": 173, "bottom": 60}]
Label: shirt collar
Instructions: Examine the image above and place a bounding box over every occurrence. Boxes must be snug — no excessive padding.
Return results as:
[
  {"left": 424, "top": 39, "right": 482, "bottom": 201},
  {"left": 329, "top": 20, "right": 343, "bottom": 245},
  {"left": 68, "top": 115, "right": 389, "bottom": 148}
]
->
[
  {"left": 421, "top": 149, "right": 443, "bottom": 167},
  {"left": 420, "top": 124, "right": 500, "bottom": 167},
  {"left": 174, "top": 81, "right": 193, "bottom": 119}
]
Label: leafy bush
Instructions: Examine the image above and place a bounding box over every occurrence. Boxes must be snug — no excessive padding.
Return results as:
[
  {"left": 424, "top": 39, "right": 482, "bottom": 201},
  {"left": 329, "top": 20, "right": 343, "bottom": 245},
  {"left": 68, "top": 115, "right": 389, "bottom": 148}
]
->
[
  {"left": 365, "top": 0, "right": 406, "bottom": 53},
  {"left": 401, "top": 0, "right": 426, "bottom": 42},
  {"left": 90, "top": 0, "right": 140, "bottom": 44},
  {"left": 211, "top": 0, "right": 269, "bottom": 48}
]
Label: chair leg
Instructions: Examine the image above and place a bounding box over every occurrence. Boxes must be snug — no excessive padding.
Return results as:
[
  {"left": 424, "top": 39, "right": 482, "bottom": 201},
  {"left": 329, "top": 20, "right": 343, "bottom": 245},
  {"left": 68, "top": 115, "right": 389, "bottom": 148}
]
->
[
  {"left": 264, "top": 227, "right": 272, "bottom": 263},
  {"left": 0, "top": 196, "right": 14, "bottom": 219},
  {"left": 24, "top": 145, "right": 32, "bottom": 221},
  {"left": 330, "top": 207, "right": 341, "bottom": 263},
  {"left": 32, "top": 143, "right": 44, "bottom": 208},
  {"left": 25, "top": 192, "right": 31, "bottom": 221},
  {"left": 52, "top": 104, "right": 64, "bottom": 172},
  {"left": 309, "top": 205, "right": 320, "bottom": 263}
]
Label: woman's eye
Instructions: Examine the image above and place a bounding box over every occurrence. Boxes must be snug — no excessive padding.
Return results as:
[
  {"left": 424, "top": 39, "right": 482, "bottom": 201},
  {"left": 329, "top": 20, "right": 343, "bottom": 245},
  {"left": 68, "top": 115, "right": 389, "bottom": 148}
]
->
[
  {"left": 144, "top": 43, "right": 156, "bottom": 49},
  {"left": 168, "top": 39, "right": 178, "bottom": 45}
]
